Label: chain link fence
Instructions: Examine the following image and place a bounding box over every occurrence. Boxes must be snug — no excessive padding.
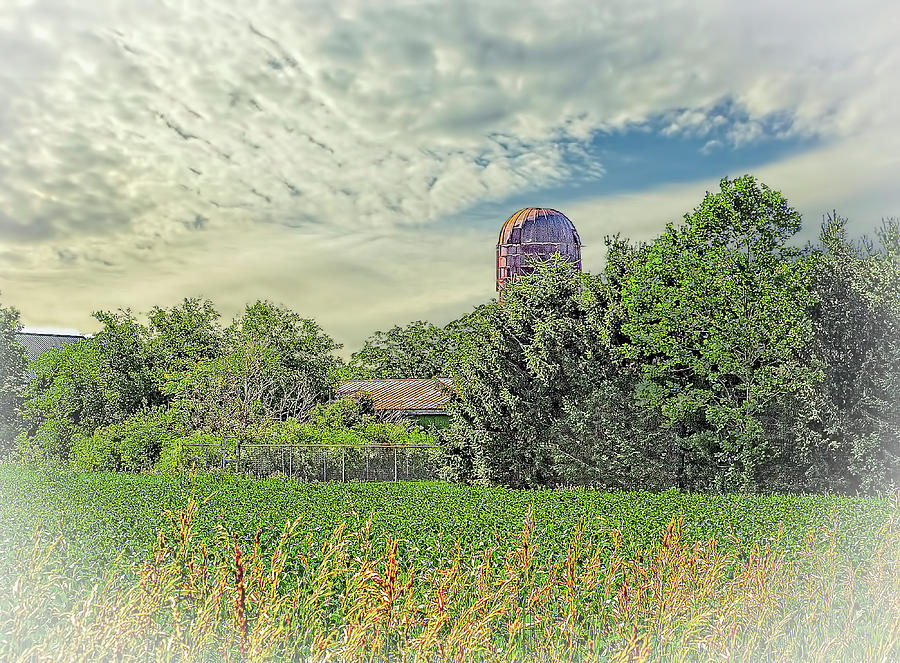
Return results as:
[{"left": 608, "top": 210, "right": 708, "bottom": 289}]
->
[{"left": 182, "top": 441, "right": 444, "bottom": 481}]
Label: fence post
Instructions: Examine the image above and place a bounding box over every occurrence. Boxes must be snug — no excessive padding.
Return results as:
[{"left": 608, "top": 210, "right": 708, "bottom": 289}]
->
[
  {"left": 394, "top": 447, "right": 398, "bottom": 481},
  {"left": 366, "top": 451, "right": 369, "bottom": 482},
  {"left": 322, "top": 448, "right": 326, "bottom": 482},
  {"left": 235, "top": 439, "right": 241, "bottom": 474},
  {"left": 342, "top": 447, "right": 345, "bottom": 483}
]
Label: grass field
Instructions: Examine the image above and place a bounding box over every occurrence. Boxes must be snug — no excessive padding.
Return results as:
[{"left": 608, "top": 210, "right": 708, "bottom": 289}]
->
[{"left": 1, "top": 464, "right": 898, "bottom": 662}]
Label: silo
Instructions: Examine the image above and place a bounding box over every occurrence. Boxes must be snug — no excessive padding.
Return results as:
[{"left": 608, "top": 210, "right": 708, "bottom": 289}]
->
[{"left": 496, "top": 208, "right": 582, "bottom": 295}]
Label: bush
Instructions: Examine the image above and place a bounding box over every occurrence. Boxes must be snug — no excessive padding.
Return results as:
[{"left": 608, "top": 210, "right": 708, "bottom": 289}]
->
[
  {"left": 21, "top": 417, "right": 80, "bottom": 462},
  {"left": 308, "top": 398, "right": 370, "bottom": 429},
  {"left": 232, "top": 415, "right": 443, "bottom": 479},
  {"left": 72, "top": 409, "right": 186, "bottom": 472},
  {"left": 155, "top": 431, "right": 224, "bottom": 473}
]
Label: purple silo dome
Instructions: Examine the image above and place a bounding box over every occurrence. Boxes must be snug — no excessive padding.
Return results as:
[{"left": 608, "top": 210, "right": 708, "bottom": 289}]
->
[{"left": 496, "top": 208, "right": 581, "bottom": 292}]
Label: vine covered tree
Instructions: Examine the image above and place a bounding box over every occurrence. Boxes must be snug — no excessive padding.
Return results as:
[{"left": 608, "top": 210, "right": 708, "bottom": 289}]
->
[{"left": 446, "top": 257, "right": 671, "bottom": 488}]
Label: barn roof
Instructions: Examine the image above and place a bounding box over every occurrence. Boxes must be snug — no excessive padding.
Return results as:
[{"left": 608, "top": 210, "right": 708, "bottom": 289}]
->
[
  {"left": 335, "top": 378, "right": 456, "bottom": 414},
  {"left": 16, "top": 332, "right": 87, "bottom": 362}
]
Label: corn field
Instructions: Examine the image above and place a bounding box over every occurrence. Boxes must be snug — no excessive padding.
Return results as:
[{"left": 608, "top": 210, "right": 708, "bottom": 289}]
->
[{"left": 1, "top": 468, "right": 898, "bottom": 662}]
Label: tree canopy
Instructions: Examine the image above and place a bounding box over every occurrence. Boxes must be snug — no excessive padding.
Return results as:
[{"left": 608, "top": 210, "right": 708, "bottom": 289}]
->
[{"left": 616, "top": 175, "right": 822, "bottom": 490}]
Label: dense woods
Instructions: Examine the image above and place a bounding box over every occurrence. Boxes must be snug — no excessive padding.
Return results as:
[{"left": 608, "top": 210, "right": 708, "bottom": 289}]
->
[{"left": 2, "top": 175, "right": 898, "bottom": 493}]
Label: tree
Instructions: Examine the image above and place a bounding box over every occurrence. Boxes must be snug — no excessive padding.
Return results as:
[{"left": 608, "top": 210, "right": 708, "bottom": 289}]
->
[
  {"left": 147, "top": 298, "right": 223, "bottom": 380},
  {"left": 346, "top": 321, "right": 449, "bottom": 379},
  {"left": 441, "top": 305, "right": 495, "bottom": 375},
  {"left": 164, "top": 339, "right": 318, "bottom": 440},
  {"left": 226, "top": 300, "right": 341, "bottom": 397},
  {"left": 0, "top": 296, "right": 27, "bottom": 456},
  {"left": 91, "top": 298, "right": 224, "bottom": 412},
  {"left": 617, "top": 175, "right": 822, "bottom": 491},
  {"left": 165, "top": 301, "right": 342, "bottom": 440},
  {"left": 785, "top": 214, "right": 900, "bottom": 492},
  {"left": 19, "top": 297, "right": 340, "bottom": 461},
  {"left": 448, "top": 257, "right": 634, "bottom": 488},
  {"left": 20, "top": 340, "right": 125, "bottom": 460},
  {"left": 20, "top": 298, "right": 225, "bottom": 459},
  {"left": 91, "top": 308, "right": 158, "bottom": 412}
]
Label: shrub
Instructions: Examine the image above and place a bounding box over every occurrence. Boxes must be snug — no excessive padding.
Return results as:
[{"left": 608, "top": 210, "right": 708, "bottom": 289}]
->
[
  {"left": 155, "top": 430, "right": 224, "bottom": 473},
  {"left": 309, "top": 398, "right": 369, "bottom": 429},
  {"left": 72, "top": 409, "right": 186, "bottom": 472},
  {"left": 231, "top": 415, "right": 443, "bottom": 479}
]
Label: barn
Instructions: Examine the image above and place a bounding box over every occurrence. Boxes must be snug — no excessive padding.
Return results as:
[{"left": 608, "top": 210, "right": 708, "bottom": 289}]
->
[{"left": 334, "top": 378, "right": 455, "bottom": 428}]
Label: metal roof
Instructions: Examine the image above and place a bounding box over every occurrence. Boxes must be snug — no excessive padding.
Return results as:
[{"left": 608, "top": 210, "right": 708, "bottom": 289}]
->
[
  {"left": 335, "top": 378, "right": 456, "bottom": 413},
  {"left": 498, "top": 208, "right": 581, "bottom": 245},
  {"left": 15, "top": 332, "right": 87, "bottom": 362}
]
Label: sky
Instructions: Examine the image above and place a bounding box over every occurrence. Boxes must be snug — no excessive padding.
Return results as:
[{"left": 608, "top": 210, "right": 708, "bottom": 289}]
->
[{"left": 1, "top": 0, "right": 898, "bottom": 357}]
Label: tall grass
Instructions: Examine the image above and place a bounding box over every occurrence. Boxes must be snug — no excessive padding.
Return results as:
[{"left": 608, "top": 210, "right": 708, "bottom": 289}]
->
[{"left": 2, "top": 496, "right": 898, "bottom": 663}]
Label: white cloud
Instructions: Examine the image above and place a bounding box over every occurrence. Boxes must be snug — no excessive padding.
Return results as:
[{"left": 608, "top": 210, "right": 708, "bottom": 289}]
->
[
  {"left": 0, "top": 0, "right": 898, "bottom": 349},
  {"left": 4, "top": 221, "right": 495, "bottom": 356},
  {"left": 559, "top": 128, "right": 900, "bottom": 274}
]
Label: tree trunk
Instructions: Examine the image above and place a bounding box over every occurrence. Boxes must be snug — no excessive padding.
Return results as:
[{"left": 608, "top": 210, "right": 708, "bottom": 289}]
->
[{"left": 675, "top": 421, "right": 687, "bottom": 489}]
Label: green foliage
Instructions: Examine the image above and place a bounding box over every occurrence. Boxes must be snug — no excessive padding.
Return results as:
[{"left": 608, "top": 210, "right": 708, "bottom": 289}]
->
[
  {"left": 301, "top": 398, "right": 438, "bottom": 447},
  {"left": 91, "top": 308, "right": 159, "bottom": 412},
  {"left": 72, "top": 408, "right": 187, "bottom": 472},
  {"left": 21, "top": 298, "right": 224, "bottom": 459},
  {"left": 784, "top": 214, "right": 900, "bottom": 493},
  {"left": 155, "top": 430, "right": 224, "bottom": 473},
  {"left": 449, "top": 257, "right": 645, "bottom": 488},
  {"left": 308, "top": 397, "right": 372, "bottom": 430},
  {"left": 151, "top": 393, "right": 442, "bottom": 474},
  {"left": 617, "top": 175, "right": 822, "bottom": 491},
  {"left": 226, "top": 408, "right": 441, "bottom": 478},
  {"left": 0, "top": 296, "right": 26, "bottom": 457},
  {"left": 347, "top": 321, "right": 449, "bottom": 378},
  {"left": 411, "top": 413, "right": 450, "bottom": 429},
  {"left": 146, "top": 298, "right": 223, "bottom": 381},
  {"left": 21, "top": 298, "right": 343, "bottom": 463},
  {"left": 21, "top": 340, "right": 125, "bottom": 460},
  {"left": 345, "top": 306, "right": 492, "bottom": 380},
  {"left": 164, "top": 340, "right": 298, "bottom": 438},
  {"left": 2, "top": 466, "right": 892, "bottom": 589},
  {"left": 161, "top": 300, "right": 342, "bottom": 440}
]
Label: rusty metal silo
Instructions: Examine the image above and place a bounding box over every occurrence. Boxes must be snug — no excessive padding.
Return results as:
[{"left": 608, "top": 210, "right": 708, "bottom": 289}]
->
[{"left": 496, "top": 208, "right": 581, "bottom": 295}]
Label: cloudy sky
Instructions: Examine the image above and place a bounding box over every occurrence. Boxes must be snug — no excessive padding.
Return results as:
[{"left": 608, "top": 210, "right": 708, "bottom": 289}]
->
[{"left": 1, "top": 0, "right": 898, "bottom": 355}]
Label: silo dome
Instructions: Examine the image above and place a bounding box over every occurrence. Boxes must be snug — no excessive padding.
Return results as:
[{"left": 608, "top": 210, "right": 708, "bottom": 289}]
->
[{"left": 496, "top": 208, "right": 581, "bottom": 292}]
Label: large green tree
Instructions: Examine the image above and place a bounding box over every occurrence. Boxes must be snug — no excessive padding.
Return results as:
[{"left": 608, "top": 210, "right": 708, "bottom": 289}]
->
[
  {"left": 447, "top": 257, "right": 659, "bottom": 488},
  {"left": 87, "top": 298, "right": 224, "bottom": 414},
  {"left": 21, "top": 339, "right": 124, "bottom": 460},
  {"left": 617, "top": 175, "right": 821, "bottom": 491},
  {"left": 226, "top": 300, "right": 341, "bottom": 396},
  {"left": 164, "top": 339, "right": 318, "bottom": 440},
  {"left": 165, "top": 301, "right": 342, "bottom": 439},
  {"left": 147, "top": 298, "right": 223, "bottom": 380},
  {"left": 21, "top": 298, "right": 226, "bottom": 459}
]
